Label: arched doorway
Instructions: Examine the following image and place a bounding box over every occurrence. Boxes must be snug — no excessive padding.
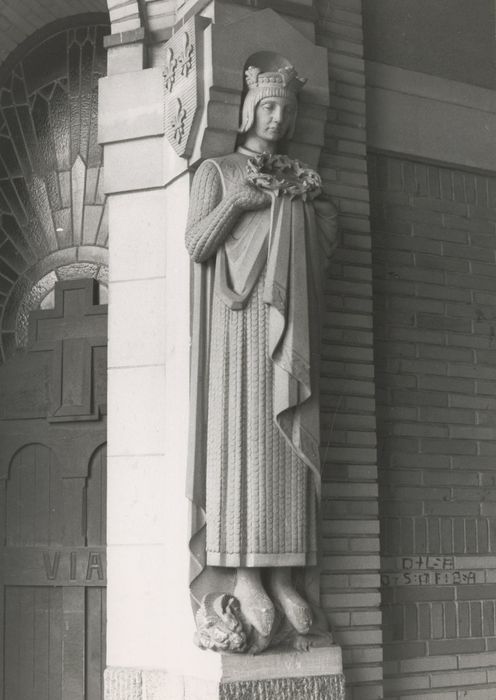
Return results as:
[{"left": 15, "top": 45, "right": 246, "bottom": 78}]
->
[
  {"left": 0, "top": 277, "right": 108, "bottom": 700},
  {"left": 0, "top": 15, "right": 109, "bottom": 361},
  {"left": 0, "top": 15, "right": 108, "bottom": 700}
]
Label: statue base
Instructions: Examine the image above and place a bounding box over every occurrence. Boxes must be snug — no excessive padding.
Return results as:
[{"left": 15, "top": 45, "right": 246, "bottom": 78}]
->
[{"left": 105, "top": 646, "right": 345, "bottom": 700}]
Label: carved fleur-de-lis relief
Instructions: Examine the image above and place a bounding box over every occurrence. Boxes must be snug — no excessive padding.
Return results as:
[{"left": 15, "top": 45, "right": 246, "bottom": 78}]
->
[
  {"left": 171, "top": 98, "right": 187, "bottom": 144},
  {"left": 177, "top": 32, "right": 194, "bottom": 78},
  {"left": 163, "top": 47, "right": 177, "bottom": 93},
  {"left": 163, "top": 15, "right": 205, "bottom": 158}
]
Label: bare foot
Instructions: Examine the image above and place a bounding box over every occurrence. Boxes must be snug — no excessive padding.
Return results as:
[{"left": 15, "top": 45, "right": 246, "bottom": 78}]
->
[
  {"left": 234, "top": 568, "right": 275, "bottom": 638},
  {"left": 268, "top": 568, "right": 312, "bottom": 634}
]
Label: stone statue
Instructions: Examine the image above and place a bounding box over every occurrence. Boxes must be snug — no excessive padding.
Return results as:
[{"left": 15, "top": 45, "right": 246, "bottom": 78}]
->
[{"left": 186, "top": 60, "right": 338, "bottom": 654}]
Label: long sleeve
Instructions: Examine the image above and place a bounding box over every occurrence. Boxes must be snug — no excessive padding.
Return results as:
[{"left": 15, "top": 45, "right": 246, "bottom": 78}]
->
[{"left": 185, "top": 160, "right": 243, "bottom": 263}]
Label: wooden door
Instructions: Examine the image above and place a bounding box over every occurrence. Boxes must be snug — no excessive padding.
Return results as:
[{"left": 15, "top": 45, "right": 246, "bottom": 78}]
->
[{"left": 0, "top": 279, "right": 107, "bottom": 700}]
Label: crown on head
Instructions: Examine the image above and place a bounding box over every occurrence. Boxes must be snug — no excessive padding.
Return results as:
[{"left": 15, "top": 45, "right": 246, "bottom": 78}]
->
[{"left": 245, "top": 65, "right": 306, "bottom": 94}]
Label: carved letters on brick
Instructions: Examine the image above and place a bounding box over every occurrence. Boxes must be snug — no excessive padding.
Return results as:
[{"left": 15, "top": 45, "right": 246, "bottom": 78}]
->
[
  {"left": 163, "top": 17, "right": 205, "bottom": 157},
  {"left": 381, "top": 555, "right": 479, "bottom": 586}
]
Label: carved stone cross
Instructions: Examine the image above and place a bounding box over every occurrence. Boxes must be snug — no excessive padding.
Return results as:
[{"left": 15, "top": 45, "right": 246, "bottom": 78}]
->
[{"left": 27, "top": 278, "right": 107, "bottom": 422}]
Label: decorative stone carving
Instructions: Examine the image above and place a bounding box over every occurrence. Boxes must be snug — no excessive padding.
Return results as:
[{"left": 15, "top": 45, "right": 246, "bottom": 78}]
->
[
  {"left": 171, "top": 98, "right": 187, "bottom": 144},
  {"left": 163, "top": 47, "right": 177, "bottom": 93},
  {"left": 195, "top": 592, "right": 333, "bottom": 656},
  {"left": 186, "top": 56, "right": 339, "bottom": 655},
  {"left": 194, "top": 593, "right": 248, "bottom": 653},
  {"left": 178, "top": 32, "right": 194, "bottom": 78},
  {"left": 162, "top": 16, "right": 209, "bottom": 157}
]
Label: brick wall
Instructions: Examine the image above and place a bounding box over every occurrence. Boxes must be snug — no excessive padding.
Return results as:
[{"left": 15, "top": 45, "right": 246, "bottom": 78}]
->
[
  {"left": 316, "top": 3, "right": 382, "bottom": 699},
  {"left": 370, "top": 151, "right": 496, "bottom": 699}
]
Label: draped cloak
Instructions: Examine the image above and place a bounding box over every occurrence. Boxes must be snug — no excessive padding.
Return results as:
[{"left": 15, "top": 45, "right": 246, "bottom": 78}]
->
[{"left": 186, "top": 150, "right": 338, "bottom": 610}]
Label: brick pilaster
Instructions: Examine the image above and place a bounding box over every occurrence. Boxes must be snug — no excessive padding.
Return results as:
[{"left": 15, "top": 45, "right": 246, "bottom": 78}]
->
[{"left": 316, "top": 2, "right": 383, "bottom": 699}]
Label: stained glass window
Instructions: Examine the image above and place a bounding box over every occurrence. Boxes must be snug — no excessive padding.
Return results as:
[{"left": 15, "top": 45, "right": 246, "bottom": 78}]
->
[{"left": 0, "top": 19, "right": 109, "bottom": 361}]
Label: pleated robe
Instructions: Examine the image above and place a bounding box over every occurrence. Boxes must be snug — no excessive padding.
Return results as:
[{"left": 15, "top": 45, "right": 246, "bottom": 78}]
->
[{"left": 187, "top": 150, "right": 337, "bottom": 605}]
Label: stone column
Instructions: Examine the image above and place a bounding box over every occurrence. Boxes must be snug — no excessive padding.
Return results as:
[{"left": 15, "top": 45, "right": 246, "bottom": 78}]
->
[{"left": 101, "top": 4, "right": 345, "bottom": 698}]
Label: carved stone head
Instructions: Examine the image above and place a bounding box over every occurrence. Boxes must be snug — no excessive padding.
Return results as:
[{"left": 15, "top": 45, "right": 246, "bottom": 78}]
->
[
  {"left": 194, "top": 593, "right": 248, "bottom": 653},
  {"left": 239, "top": 57, "right": 306, "bottom": 140}
]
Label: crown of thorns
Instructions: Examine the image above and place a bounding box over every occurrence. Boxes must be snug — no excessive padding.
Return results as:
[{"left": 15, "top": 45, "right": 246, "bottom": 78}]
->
[{"left": 244, "top": 65, "right": 306, "bottom": 93}]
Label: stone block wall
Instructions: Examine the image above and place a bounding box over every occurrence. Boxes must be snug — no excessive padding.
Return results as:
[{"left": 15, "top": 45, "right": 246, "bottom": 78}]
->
[{"left": 370, "top": 151, "right": 496, "bottom": 699}]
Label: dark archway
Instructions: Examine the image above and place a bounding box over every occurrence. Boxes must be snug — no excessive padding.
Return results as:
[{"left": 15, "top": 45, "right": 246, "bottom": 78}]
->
[{"left": 0, "top": 15, "right": 109, "bottom": 361}]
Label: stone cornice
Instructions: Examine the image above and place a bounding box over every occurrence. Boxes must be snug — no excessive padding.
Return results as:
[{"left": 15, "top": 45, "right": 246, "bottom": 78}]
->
[{"left": 366, "top": 61, "right": 496, "bottom": 172}]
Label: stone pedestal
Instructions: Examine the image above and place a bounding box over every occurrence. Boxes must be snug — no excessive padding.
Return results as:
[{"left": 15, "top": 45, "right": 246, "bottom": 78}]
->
[{"left": 105, "top": 647, "right": 344, "bottom": 700}]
